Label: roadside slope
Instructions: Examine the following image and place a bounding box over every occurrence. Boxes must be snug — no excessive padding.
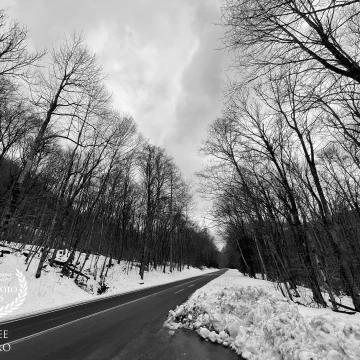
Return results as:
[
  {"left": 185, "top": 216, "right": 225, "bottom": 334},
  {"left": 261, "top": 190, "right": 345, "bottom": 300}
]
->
[{"left": 0, "top": 248, "right": 217, "bottom": 322}]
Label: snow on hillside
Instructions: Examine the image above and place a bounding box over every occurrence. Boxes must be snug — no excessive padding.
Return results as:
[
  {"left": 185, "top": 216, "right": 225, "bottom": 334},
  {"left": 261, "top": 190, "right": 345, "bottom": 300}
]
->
[
  {"left": 165, "top": 269, "right": 360, "bottom": 360},
  {"left": 0, "top": 245, "right": 217, "bottom": 322}
]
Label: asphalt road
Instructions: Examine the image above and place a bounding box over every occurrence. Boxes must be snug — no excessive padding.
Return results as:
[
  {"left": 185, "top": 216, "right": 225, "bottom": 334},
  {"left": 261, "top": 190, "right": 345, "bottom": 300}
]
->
[{"left": 0, "top": 269, "right": 239, "bottom": 360}]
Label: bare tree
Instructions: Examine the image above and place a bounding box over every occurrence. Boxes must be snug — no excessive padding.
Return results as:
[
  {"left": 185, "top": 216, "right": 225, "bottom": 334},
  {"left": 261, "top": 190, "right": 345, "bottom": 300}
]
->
[
  {"left": 0, "top": 9, "right": 43, "bottom": 80},
  {"left": 0, "top": 34, "right": 109, "bottom": 240},
  {"left": 222, "top": 0, "right": 360, "bottom": 83},
  {"left": 0, "top": 80, "right": 37, "bottom": 166}
]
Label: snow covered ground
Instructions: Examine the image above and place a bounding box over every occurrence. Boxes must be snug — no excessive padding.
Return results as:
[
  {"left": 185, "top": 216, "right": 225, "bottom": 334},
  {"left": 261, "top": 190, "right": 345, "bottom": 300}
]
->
[
  {"left": 165, "top": 269, "right": 360, "bottom": 360},
  {"left": 0, "top": 245, "right": 217, "bottom": 322}
]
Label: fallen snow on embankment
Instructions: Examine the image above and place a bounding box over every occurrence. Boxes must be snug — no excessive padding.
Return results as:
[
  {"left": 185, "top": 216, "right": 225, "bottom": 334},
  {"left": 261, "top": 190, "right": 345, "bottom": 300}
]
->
[
  {"left": 0, "top": 246, "right": 217, "bottom": 322},
  {"left": 165, "top": 270, "right": 360, "bottom": 360}
]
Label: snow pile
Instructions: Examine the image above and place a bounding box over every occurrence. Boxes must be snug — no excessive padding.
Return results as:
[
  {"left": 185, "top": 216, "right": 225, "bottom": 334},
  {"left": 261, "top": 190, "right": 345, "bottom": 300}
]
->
[{"left": 165, "top": 270, "right": 360, "bottom": 360}]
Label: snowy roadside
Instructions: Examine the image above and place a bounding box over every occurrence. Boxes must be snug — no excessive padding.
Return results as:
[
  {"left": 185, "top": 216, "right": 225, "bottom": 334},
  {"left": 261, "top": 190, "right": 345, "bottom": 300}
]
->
[
  {"left": 165, "top": 269, "right": 360, "bottom": 360},
  {"left": 0, "top": 249, "right": 217, "bottom": 323}
]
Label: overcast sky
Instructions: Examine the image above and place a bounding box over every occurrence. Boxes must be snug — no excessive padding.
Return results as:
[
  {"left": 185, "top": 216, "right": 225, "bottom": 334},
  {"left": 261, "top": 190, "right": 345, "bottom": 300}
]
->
[{"left": 1, "top": 0, "right": 229, "bottom": 229}]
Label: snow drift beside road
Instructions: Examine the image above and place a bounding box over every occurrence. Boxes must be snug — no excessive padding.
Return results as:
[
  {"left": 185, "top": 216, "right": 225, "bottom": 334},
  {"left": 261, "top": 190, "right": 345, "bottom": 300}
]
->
[
  {"left": 0, "top": 247, "right": 217, "bottom": 321},
  {"left": 165, "top": 270, "right": 360, "bottom": 360}
]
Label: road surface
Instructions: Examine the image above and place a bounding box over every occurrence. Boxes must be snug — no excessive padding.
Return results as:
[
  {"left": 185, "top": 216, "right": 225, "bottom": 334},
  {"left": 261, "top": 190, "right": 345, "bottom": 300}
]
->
[{"left": 0, "top": 269, "right": 239, "bottom": 359}]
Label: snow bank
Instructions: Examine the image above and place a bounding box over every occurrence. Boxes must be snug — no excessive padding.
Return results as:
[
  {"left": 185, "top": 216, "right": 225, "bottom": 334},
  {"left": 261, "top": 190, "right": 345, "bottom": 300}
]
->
[
  {"left": 0, "top": 245, "right": 217, "bottom": 322},
  {"left": 165, "top": 270, "right": 360, "bottom": 360}
]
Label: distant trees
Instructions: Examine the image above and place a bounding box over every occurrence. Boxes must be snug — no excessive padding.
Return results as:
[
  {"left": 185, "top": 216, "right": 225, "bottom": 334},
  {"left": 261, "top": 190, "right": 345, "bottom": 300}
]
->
[
  {"left": 137, "top": 144, "right": 206, "bottom": 279},
  {"left": 199, "top": 0, "right": 360, "bottom": 312}
]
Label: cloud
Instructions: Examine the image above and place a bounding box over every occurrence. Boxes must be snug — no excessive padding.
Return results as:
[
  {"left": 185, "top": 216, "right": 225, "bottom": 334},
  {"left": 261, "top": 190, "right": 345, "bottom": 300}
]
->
[{"left": 163, "top": 0, "right": 226, "bottom": 179}]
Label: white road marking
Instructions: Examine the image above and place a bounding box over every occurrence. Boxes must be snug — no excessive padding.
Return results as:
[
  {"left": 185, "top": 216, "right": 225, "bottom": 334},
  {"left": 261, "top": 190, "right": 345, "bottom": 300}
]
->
[
  {"left": 7, "top": 272, "right": 220, "bottom": 346},
  {"left": 174, "top": 289, "right": 184, "bottom": 294},
  {"left": 188, "top": 284, "right": 195, "bottom": 287}
]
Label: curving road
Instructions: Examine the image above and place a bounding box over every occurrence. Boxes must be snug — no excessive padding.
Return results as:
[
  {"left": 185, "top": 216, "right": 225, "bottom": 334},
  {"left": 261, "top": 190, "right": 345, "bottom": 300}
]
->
[{"left": 0, "top": 269, "right": 239, "bottom": 359}]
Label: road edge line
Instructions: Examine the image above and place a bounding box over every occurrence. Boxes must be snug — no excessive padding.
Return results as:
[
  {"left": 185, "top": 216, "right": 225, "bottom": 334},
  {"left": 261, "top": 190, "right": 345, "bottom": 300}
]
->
[
  {"left": 6, "top": 272, "right": 221, "bottom": 346},
  {"left": 0, "top": 270, "right": 221, "bottom": 325}
]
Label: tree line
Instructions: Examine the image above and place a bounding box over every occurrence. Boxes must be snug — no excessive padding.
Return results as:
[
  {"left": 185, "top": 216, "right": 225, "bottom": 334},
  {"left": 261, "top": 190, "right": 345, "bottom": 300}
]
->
[
  {"left": 200, "top": 0, "right": 360, "bottom": 312},
  {"left": 0, "top": 9, "right": 219, "bottom": 284}
]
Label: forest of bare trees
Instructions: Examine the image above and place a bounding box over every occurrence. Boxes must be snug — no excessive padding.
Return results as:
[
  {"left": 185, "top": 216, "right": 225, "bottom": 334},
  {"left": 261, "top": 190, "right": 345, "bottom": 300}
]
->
[
  {"left": 0, "top": 9, "right": 219, "bottom": 286},
  {"left": 199, "top": 0, "right": 360, "bottom": 312}
]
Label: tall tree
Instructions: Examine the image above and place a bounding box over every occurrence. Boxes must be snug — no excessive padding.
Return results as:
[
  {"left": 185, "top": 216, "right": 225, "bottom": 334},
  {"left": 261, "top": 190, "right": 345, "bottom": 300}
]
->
[{"left": 0, "top": 34, "right": 109, "bottom": 240}]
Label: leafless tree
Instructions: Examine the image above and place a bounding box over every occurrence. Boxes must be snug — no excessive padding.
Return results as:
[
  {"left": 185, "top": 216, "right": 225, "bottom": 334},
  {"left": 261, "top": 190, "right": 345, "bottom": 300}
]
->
[
  {"left": 0, "top": 34, "right": 110, "bottom": 240},
  {"left": 0, "top": 9, "right": 43, "bottom": 80}
]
